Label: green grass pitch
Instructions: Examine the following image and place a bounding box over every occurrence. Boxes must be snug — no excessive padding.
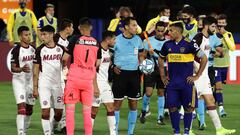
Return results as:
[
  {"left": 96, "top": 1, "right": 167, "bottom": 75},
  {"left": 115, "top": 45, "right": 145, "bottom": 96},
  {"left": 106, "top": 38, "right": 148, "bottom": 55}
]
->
[{"left": 0, "top": 82, "right": 239, "bottom": 135}]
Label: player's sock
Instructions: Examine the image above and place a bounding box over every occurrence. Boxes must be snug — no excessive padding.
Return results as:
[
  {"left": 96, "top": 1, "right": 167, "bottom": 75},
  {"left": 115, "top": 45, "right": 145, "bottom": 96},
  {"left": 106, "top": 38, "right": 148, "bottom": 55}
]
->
[
  {"left": 17, "top": 114, "right": 25, "bottom": 135},
  {"left": 215, "top": 89, "right": 223, "bottom": 106},
  {"left": 51, "top": 117, "right": 59, "bottom": 131},
  {"left": 115, "top": 110, "right": 120, "bottom": 135},
  {"left": 107, "top": 111, "right": 116, "bottom": 135},
  {"left": 83, "top": 108, "right": 92, "bottom": 135},
  {"left": 207, "top": 106, "right": 222, "bottom": 129},
  {"left": 91, "top": 113, "right": 96, "bottom": 127},
  {"left": 142, "top": 94, "right": 150, "bottom": 113},
  {"left": 197, "top": 99, "right": 205, "bottom": 125},
  {"left": 25, "top": 115, "right": 31, "bottom": 129},
  {"left": 158, "top": 96, "right": 165, "bottom": 118},
  {"left": 169, "top": 110, "right": 180, "bottom": 133},
  {"left": 41, "top": 119, "right": 51, "bottom": 135},
  {"left": 184, "top": 112, "right": 193, "bottom": 134},
  {"left": 66, "top": 105, "right": 75, "bottom": 135},
  {"left": 128, "top": 110, "right": 137, "bottom": 135}
]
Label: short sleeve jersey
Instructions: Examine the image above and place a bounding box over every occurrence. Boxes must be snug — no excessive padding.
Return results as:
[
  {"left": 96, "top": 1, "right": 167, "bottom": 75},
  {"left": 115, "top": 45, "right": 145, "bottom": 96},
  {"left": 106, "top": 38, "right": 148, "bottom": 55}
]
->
[
  {"left": 159, "top": 38, "right": 201, "bottom": 87},
  {"left": 143, "top": 36, "right": 167, "bottom": 66},
  {"left": 34, "top": 44, "right": 64, "bottom": 84},
  {"left": 113, "top": 34, "right": 143, "bottom": 71},
  {"left": 66, "top": 35, "right": 101, "bottom": 80},
  {"left": 11, "top": 44, "right": 35, "bottom": 79}
]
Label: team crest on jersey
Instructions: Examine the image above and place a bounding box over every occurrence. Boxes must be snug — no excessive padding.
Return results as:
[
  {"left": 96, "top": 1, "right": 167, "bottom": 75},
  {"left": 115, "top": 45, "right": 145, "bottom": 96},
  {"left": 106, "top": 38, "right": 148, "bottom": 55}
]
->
[
  {"left": 56, "top": 47, "right": 61, "bottom": 52},
  {"left": 20, "top": 95, "right": 24, "bottom": 100},
  {"left": 168, "top": 48, "right": 172, "bottom": 52},
  {"left": 180, "top": 47, "right": 185, "bottom": 53},
  {"left": 43, "top": 101, "right": 48, "bottom": 105}
]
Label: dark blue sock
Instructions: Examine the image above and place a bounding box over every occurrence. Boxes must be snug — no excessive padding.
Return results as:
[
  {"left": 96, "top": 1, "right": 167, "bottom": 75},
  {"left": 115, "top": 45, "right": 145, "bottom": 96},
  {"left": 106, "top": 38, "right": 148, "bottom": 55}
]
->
[
  {"left": 184, "top": 112, "right": 193, "bottom": 134},
  {"left": 215, "top": 90, "right": 223, "bottom": 106},
  {"left": 169, "top": 110, "right": 180, "bottom": 134}
]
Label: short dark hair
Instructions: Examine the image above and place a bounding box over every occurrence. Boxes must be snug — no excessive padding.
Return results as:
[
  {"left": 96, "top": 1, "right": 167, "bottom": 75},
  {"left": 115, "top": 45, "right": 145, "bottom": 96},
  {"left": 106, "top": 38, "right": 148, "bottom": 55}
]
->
[
  {"left": 79, "top": 17, "right": 92, "bottom": 26},
  {"left": 59, "top": 18, "right": 73, "bottom": 31},
  {"left": 17, "top": 26, "right": 29, "bottom": 35},
  {"left": 217, "top": 14, "right": 227, "bottom": 20},
  {"left": 169, "top": 22, "right": 183, "bottom": 33},
  {"left": 159, "top": 5, "right": 170, "bottom": 13},
  {"left": 123, "top": 17, "right": 136, "bottom": 27},
  {"left": 181, "top": 6, "right": 196, "bottom": 17},
  {"left": 102, "top": 31, "right": 115, "bottom": 41},
  {"left": 40, "top": 25, "right": 55, "bottom": 33},
  {"left": 203, "top": 16, "right": 217, "bottom": 26},
  {"left": 155, "top": 21, "right": 165, "bottom": 28}
]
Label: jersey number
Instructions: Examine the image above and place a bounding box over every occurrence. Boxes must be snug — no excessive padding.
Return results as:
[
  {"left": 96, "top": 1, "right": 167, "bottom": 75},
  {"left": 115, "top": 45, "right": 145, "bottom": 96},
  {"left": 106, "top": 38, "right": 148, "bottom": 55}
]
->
[{"left": 85, "top": 49, "right": 89, "bottom": 62}]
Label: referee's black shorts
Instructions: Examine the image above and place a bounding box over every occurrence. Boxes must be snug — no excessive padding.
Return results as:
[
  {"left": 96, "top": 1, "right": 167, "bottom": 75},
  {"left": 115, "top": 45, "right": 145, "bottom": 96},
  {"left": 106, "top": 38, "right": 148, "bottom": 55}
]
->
[
  {"left": 144, "top": 69, "right": 165, "bottom": 89},
  {"left": 112, "top": 70, "right": 141, "bottom": 100}
]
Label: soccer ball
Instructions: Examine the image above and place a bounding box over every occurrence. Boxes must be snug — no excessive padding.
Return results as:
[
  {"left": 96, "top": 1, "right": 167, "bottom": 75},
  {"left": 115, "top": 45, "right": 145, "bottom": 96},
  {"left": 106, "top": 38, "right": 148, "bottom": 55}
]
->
[{"left": 139, "top": 59, "right": 155, "bottom": 74}]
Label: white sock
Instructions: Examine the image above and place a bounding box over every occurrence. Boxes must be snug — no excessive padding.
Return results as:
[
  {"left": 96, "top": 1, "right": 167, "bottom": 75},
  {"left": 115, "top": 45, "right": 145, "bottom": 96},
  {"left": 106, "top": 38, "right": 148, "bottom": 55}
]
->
[
  {"left": 25, "top": 115, "right": 31, "bottom": 129},
  {"left": 91, "top": 118, "right": 95, "bottom": 127},
  {"left": 208, "top": 110, "right": 222, "bottom": 129},
  {"left": 107, "top": 116, "right": 116, "bottom": 135},
  {"left": 51, "top": 118, "right": 59, "bottom": 130},
  {"left": 41, "top": 119, "right": 51, "bottom": 135},
  {"left": 59, "top": 107, "right": 66, "bottom": 129},
  {"left": 17, "top": 114, "right": 25, "bottom": 135},
  {"left": 179, "top": 106, "right": 184, "bottom": 115},
  {"left": 219, "top": 106, "right": 224, "bottom": 111}
]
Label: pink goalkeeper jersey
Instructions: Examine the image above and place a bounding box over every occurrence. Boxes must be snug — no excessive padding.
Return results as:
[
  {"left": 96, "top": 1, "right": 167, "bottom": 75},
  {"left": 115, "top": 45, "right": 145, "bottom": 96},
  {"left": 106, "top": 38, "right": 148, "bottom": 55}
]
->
[{"left": 67, "top": 35, "right": 101, "bottom": 80}]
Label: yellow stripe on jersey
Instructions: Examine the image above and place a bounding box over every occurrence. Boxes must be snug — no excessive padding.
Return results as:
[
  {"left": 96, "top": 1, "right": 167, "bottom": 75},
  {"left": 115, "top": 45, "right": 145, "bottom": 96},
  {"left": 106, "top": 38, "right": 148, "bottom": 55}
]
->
[{"left": 168, "top": 53, "right": 194, "bottom": 63}]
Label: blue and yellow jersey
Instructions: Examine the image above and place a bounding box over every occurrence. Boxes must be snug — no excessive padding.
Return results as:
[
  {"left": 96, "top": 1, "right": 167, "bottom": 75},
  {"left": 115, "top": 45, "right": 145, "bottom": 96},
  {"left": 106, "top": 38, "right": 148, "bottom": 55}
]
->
[
  {"left": 113, "top": 34, "right": 143, "bottom": 71},
  {"left": 143, "top": 36, "right": 167, "bottom": 65},
  {"left": 159, "top": 38, "right": 203, "bottom": 87}
]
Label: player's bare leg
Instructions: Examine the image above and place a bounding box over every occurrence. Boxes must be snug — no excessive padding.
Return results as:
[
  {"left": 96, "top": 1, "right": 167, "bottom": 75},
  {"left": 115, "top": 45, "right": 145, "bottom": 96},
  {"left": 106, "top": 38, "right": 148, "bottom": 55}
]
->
[
  {"left": 41, "top": 108, "right": 51, "bottom": 135},
  {"left": 91, "top": 106, "right": 99, "bottom": 126},
  {"left": 215, "top": 82, "right": 226, "bottom": 117},
  {"left": 157, "top": 89, "right": 165, "bottom": 125},
  {"left": 104, "top": 103, "right": 116, "bottom": 135},
  {"left": 114, "top": 100, "right": 123, "bottom": 135},
  {"left": 140, "top": 87, "right": 153, "bottom": 123},
  {"left": 17, "top": 103, "right": 26, "bottom": 135}
]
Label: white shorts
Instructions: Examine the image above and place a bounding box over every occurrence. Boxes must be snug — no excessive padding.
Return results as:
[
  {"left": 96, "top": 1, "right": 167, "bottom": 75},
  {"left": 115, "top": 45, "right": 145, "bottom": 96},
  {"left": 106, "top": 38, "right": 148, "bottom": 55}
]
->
[
  {"left": 92, "top": 81, "right": 114, "bottom": 107},
  {"left": 194, "top": 76, "right": 212, "bottom": 97},
  {"left": 12, "top": 75, "right": 35, "bottom": 105},
  {"left": 38, "top": 84, "right": 64, "bottom": 109}
]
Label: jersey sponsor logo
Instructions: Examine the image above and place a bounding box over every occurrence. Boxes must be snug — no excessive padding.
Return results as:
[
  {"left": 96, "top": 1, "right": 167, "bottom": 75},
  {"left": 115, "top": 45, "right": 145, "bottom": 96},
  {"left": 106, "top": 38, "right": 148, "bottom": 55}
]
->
[
  {"left": 78, "top": 39, "right": 97, "bottom": 46},
  {"left": 43, "top": 54, "right": 62, "bottom": 61},
  {"left": 102, "top": 57, "right": 111, "bottom": 63},
  {"left": 168, "top": 53, "right": 194, "bottom": 63},
  {"left": 22, "top": 55, "right": 34, "bottom": 62},
  {"left": 77, "top": 64, "right": 93, "bottom": 71}
]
